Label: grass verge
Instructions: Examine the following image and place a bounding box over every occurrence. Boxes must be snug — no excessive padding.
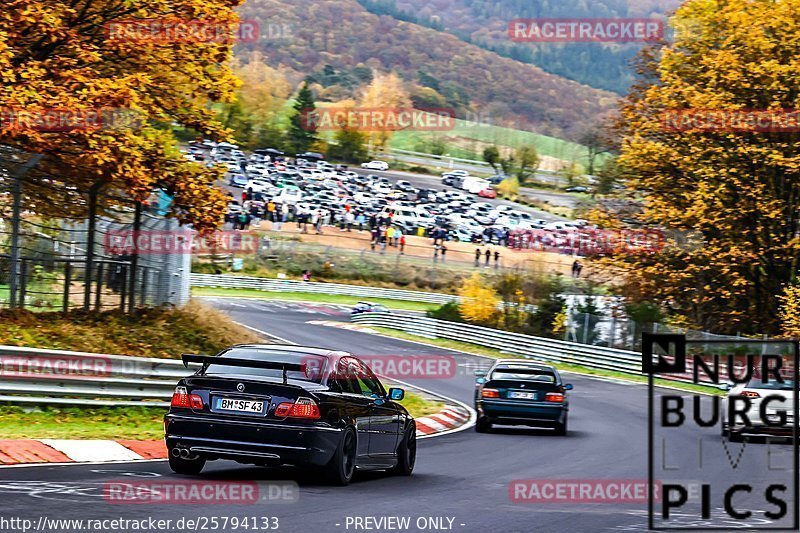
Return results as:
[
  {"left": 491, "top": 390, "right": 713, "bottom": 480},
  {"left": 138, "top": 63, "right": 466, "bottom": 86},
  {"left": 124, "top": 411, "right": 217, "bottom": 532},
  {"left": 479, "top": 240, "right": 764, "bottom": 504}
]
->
[
  {"left": 367, "top": 326, "right": 723, "bottom": 396},
  {"left": 0, "top": 390, "right": 443, "bottom": 440},
  {"left": 191, "top": 287, "right": 439, "bottom": 312},
  {"left": 0, "top": 300, "right": 264, "bottom": 358}
]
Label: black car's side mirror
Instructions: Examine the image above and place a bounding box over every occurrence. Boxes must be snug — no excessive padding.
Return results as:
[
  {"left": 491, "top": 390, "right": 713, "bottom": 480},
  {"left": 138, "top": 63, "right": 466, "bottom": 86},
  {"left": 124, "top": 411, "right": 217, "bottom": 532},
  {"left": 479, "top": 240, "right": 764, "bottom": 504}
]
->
[
  {"left": 388, "top": 387, "right": 405, "bottom": 401},
  {"left": 564, "top": 384, "right": 574, "bottom": 391}
]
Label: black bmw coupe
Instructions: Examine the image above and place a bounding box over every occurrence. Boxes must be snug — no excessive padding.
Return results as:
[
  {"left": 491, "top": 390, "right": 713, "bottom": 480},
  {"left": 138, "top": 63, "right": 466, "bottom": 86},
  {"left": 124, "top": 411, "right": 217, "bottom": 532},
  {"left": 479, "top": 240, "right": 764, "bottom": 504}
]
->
[{"left": 164, "top": 344, "right": 416, "bottom": 485}]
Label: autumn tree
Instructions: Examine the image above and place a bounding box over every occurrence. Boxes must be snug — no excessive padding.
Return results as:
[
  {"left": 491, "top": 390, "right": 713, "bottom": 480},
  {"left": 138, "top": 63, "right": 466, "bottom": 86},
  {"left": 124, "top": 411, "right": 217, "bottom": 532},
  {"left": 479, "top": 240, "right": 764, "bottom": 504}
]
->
[
  {"left": 496, "top": 177, "right": 519, "bottom": 201},
  {"left": 286, "top": 82, "right": 317, "bottom": 155},
  {"left": 328, "top": 127, "right": 368, "bottom": 163},
  {"left": 483, "top": 145, "right": 500, "bottom": 171},
  {"left": 778, "top": 283, "right": 800, "bottom": 338},
  {"left": 0, "top": 0, "right": 247, "bottom": 231},
  {"left": 222, "top": 52, "right": 292, "bottom": 150},
  {"left": 358, "top": 72, "right": 411, "bottom": 151},
  {"left": 514, "top": 146, "right": 539, "bottom": 183},
  {"left": 610, "top": 1, "right": 800, "bottom": 335},
  {"left": 458, "top": 273, "right": 500, "bottom": 325}
]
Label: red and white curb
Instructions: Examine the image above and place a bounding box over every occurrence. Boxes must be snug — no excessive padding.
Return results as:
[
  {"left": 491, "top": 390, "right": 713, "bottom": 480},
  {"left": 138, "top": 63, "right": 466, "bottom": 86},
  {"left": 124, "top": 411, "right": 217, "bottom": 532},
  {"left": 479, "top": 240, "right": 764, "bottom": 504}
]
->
[
  {"left": 415, "top": 406, "right": 471, "bottom": 436},
  {"left": 0, "top": 439, "right": 167, "bottom": 466}
]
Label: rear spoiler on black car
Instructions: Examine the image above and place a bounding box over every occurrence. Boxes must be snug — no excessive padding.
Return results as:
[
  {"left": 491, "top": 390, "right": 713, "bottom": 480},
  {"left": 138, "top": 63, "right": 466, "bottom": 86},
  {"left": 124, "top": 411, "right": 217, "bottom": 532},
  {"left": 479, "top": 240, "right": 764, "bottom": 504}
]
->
[{"left": 182, "top": 354, "right": 307, "bottom": 384}]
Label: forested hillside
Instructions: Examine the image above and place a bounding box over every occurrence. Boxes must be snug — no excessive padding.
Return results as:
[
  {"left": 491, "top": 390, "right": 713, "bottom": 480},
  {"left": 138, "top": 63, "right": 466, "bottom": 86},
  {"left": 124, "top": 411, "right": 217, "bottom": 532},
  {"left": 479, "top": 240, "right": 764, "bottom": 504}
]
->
[
  {"left": 237, "top": 0, "right": 618, "bottom": 141},
  {"left": 363, "top": 0, "right": 682, "bottom": 94}
]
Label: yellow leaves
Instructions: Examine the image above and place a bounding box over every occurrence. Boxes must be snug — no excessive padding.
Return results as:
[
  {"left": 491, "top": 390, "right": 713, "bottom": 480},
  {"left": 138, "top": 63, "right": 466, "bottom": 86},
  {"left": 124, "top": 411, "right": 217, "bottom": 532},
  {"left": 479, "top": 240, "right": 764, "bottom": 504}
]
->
[
  {"left": 778, "top": 283, "right": 800, "bottom": 339},
  {"left": 458, "top": 273, "right": 500, "bottom": 325}
]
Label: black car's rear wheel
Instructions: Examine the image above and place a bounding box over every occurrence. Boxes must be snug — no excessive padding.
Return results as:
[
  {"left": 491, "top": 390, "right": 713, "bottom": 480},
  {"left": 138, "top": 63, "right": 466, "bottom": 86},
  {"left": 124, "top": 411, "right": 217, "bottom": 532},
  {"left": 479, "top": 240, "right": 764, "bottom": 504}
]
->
[
  {"left": 475, "top": 416, "right": 492, "bottom": 433},
  {"left": 391, "top": 425, "right": 416, "bottom": 476},
  {"left": 168, "top": 453, "right": 206, "bottom": 475},
  {"left": 325, "top": 427, "right": 357, "bottom": 485}
]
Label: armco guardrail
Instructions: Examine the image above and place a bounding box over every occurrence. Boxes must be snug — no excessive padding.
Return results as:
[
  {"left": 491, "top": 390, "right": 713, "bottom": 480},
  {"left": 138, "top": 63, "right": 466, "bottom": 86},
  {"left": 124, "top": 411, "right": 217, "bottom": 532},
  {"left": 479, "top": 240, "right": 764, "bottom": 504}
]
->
[
  {"left": 0, "top": 345, "right": 198, "bottom": 406},
  {"left": 191, "top": 274, "right": 460, "bottom": 305},
  {"left": 351, "top": 312, "right": 643, "bottom": 375}
]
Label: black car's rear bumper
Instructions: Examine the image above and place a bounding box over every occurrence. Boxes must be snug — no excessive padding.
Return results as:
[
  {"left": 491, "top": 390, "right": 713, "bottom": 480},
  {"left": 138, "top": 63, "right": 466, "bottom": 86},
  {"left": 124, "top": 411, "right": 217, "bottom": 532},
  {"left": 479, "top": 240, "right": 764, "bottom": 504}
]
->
[
  {"left": 476, "top": 399, "right": 567, "bottom": 426},
  {"left": 165, "top": 414, "right": 343, "bottom": 467}
]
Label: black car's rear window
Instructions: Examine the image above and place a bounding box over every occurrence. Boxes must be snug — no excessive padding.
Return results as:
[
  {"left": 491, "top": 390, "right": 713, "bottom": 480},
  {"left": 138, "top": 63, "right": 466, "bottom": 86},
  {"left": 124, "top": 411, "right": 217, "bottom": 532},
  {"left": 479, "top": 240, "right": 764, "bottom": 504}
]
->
[
  {"left": 492, "top": 366, "right": 557, "bottom": 383},
  {"left": 204, "top": 349, "right": 328, "bottom": 384}
]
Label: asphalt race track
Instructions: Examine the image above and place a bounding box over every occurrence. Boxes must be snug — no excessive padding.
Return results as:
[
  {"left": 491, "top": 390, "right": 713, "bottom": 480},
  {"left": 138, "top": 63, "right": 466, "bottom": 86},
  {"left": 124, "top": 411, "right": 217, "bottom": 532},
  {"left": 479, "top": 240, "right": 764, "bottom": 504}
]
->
[{"left": 1, "top": 298, "right": 795, "bottom": 532}]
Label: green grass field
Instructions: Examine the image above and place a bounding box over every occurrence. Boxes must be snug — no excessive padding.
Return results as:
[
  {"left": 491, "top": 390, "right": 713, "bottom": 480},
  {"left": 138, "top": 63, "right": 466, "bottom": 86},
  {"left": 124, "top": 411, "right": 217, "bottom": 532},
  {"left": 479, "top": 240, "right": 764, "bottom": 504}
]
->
[
  {"left": 191, "top": 287, "right": 440, "bottom": 312},
  {"left": 387, "top": 118, "right": 604, "bottom": 168}
]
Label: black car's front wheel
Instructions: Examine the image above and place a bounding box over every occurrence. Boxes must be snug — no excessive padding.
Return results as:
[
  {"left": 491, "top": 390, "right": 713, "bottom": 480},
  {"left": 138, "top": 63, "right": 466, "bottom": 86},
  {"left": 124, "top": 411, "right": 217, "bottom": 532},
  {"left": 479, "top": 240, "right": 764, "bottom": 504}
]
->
[
  {"left": 391, "top": 425, "right": 416, "bottom": 476},
  {"left": 168, "top": 453, "right": 206, "bottom": 475},
  {"left": 325, "top": 427, "right": 357, "bottom": 485}
]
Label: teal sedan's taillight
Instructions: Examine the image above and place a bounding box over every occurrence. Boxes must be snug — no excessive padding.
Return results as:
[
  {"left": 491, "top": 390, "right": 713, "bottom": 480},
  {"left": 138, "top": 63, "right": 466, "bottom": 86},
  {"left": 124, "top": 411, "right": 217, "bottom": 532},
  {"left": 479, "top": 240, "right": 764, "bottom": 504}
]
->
[{"left": 545, "top": 393, "right": 565, "bottom": 403}]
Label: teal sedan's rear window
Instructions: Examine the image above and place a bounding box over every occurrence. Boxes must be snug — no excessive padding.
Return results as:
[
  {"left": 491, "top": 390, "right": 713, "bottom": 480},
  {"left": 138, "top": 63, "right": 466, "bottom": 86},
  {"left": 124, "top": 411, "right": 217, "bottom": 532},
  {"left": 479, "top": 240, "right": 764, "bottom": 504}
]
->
[{"left": 492, "top": 367, "right": 556, "bottom": 382}]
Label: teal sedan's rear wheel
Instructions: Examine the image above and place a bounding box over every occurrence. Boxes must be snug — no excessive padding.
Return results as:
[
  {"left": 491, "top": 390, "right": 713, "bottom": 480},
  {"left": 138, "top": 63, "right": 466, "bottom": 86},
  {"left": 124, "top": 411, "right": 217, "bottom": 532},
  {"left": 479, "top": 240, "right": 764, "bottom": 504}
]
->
[
  {"left": 475, "top": 416, "right": 492, "bottom": 433},
  {"left": 554, "top": 415, "right": 568, "bottom": 436}
]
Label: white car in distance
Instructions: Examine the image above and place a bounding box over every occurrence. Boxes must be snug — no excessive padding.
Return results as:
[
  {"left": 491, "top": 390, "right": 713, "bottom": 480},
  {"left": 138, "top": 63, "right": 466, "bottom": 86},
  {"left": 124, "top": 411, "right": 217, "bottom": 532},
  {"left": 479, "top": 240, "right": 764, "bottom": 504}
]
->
[{"left": 361, "top": 160, "right": 390, "bottom": 171}]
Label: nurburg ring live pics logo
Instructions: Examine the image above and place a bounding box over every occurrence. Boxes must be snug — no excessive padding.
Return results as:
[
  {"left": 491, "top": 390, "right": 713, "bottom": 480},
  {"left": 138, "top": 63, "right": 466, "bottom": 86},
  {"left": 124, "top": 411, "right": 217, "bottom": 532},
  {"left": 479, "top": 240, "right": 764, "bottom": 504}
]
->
[{"left": 643, "top": 333, "right": 799, "bottom": 530}]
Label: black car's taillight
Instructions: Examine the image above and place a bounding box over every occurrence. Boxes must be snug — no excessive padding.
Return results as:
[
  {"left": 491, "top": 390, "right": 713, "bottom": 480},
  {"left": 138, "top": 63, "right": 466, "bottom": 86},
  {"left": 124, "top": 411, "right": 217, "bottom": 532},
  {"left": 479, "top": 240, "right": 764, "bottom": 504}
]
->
[
  {"left": 171, "top": 386, "right": 203, "bottom": 409},
  {"left": 274, "top": 397, "right": 321, "bottom": 419}
]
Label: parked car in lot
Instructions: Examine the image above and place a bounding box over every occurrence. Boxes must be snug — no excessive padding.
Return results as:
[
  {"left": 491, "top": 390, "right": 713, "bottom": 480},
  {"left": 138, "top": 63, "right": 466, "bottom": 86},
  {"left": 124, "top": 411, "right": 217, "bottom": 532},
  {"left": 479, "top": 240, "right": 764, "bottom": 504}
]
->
[
  {"left": 361, "top": 160, "right": 389, "bottom": 171},
  {"left": 165, "top": 345, "right": 416, "bottom": 485},
  {"left": 227, "top": 172, "right": 248, "bottom": 187},
  {"left": 474, "top": 360, "right": 572, "bottom": 434},
  {"left": 351, "top": 302, "right": 391, "bottom": 315},
  {"left": 565, "top": 186, "right": 590, "bottom": 193},
  {"left": 443, "top": 170, "right": 469, "bottom": 177},
  {"left": 477, "top": 187, "right": 497, "bottom": 199}
]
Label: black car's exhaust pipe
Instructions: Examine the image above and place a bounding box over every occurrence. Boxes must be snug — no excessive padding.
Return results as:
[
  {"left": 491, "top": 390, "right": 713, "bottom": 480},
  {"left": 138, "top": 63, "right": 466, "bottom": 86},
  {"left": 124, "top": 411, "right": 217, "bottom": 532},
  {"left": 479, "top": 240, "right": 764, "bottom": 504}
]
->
[{"left": 170, "top": 448, "right": 182, "bottom": 458}]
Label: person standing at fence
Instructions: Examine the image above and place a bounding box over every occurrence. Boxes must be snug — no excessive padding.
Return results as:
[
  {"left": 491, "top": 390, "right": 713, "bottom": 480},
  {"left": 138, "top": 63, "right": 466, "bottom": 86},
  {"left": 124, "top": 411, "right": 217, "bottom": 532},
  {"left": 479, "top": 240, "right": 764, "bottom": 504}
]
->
[
  {"left": 572, "top": 259, "right": 581, "bottom": 278},
  {"left": 440, "top": 243, "right": 447, "bottom": 263},
  {"left": 370, "top": 227, "right": 379, "bottom": 251},
  {"left": 484, "top": 248, "right": 491, "bottom": 267},
  {"left": 379, "top": 226, "right": 388, "bottom": 254},
  {"left": 399, "top": 233, "right": 406, "bottom": 255},
  {"left": 433, "top": 244, "right": 440, "bottom": 263},
  {"left": 356, "top": 212, "right": 366, "bottom": 231},
  {"left": 475, "top": 248, "right": 481, "bottom": 267},
  {"left": 494, "top": 250, "right": 500, "bottom": 269},
  {"left": 302, "top": 270, "right": 311, "bottom": 282}
]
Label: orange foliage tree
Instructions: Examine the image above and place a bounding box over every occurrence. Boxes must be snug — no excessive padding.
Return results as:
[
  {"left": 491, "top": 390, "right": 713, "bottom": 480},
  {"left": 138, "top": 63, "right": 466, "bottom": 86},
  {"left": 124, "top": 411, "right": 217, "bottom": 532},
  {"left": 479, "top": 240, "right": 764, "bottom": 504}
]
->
[{"left": 0, "top": 0, "right": 245, "bottom": 231}]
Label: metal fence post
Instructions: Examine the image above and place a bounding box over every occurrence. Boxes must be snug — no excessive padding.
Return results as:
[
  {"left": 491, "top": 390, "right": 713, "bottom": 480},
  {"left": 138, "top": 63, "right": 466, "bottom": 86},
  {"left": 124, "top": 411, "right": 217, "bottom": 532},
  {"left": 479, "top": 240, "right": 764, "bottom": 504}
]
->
[
  {"left": 94, "top": 262, "right": 104, "bottom": 310},
  {"left": 18, "top": 259, "right": 27, "bottom": 309},
  {"left": 83, "top": 182, "right": 102, "bottom": 311},
  {"left": 63, "top": 262, "right": 72, "bottom": 313},
  {"left": 7, "top": 154, "right": 42, "bottom": 309},
  {"left": 127, "top": 201, "right": 142, "bottom": 312}
]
